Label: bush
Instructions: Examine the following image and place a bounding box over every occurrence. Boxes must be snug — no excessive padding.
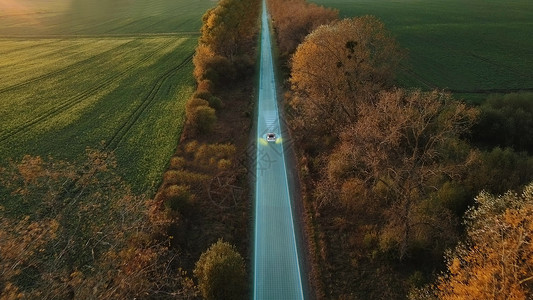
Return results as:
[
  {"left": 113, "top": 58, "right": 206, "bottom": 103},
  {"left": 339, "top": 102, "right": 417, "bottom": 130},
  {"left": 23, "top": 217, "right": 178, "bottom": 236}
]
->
[
  {"left": 169, "top": 156, "right": 186, "bottom": 170},
  {"left": 187, "top": 105, "right": 217, "bottom": 134},
  {"left": 194, "top": 90, "right": 212, "bottom": 101},
  {"left": 201, "top": 56, "right": 235, "bottom": 86},
  {"left": 207, "top": 95, "right": 223, "bottom": 110},
  {"left": 194, "top": 143, "right": 236, "bottom": 167},
  {"left": 164, "top": 184, "right": 193, "bottom": 212},
  {"left": 194, "top": 90, "right": 223, "bottom": 110},
  {"left": 194, "top": 239, "right": 246, "bottom": 300},
  {"left": 197, "top": 79, "right": 214, "bottom": 92},
  {"left": 184, "top": 140, "right": 199, "bottom": 154},
  {"left": 233, "top": 54, "right": 255, "bottom": 79},
  {"left": 186, "top": 98, "right": 209, "bottom": 113}
]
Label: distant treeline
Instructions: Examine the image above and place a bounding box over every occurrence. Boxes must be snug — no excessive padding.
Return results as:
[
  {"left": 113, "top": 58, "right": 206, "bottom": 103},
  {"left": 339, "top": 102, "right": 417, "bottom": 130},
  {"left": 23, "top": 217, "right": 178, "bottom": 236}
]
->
[{"left": 268, "top": 0, "right": 533, "bottom": 298}]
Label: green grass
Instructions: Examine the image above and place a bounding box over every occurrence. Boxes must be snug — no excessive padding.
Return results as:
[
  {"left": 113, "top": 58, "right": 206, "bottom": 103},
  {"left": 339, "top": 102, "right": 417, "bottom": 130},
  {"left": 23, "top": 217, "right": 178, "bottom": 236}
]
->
[
  {"left": 0, "top": 0, "right": 216, "bottom": 192},
  {"left": 310, "top": 0, "right": 533, "bottom": 102}
]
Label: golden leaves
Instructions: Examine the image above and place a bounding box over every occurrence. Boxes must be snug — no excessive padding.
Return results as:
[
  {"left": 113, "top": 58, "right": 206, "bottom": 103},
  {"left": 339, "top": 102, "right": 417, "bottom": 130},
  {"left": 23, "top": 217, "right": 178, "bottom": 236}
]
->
[{"left": 436, "top": 183, "right": 533, "bottom": 299}]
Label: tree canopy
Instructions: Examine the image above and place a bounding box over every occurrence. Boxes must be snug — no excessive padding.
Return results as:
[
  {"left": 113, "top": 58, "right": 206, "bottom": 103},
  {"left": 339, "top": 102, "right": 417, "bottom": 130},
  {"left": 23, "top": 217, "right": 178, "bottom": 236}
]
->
[
  {"left": 194, "top": 239, "right": 247, "bottom": 300},
  {"left": 268, "top": 0, "right": 338, "bottom": 57},
  {"left": 318, "top": 89, "right": 478, "bottom": 258},
  {"left": 414, "top": 183, "right": 533, "bottom": 299},
  {"left": 289, "top": 16, "right": 404, "bottom": 142}
]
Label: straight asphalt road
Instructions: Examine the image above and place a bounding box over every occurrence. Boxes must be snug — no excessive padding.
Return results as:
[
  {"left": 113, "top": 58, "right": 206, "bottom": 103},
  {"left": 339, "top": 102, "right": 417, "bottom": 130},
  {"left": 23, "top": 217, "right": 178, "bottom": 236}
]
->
[{"left": 253, "top": 0, "right": 305, "bottom": 299}]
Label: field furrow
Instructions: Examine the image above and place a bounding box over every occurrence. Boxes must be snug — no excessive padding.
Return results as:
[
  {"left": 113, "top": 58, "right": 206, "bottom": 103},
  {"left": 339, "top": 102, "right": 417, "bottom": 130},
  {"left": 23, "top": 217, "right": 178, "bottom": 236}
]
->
[
  {"left": 0, "top": 0, "right": 213, "bottom": 191},
  {"left": 0, "top": 39, "right": 136, "bottom": 92},
  {"left": 0, "top": 38, "right": 62, "bottom": 56},
  {"left": 0, "top": 38, "right": 182, "bottom": 142},
  {"left": 105, "top": 53, "right": 194, "bottom": 151}
]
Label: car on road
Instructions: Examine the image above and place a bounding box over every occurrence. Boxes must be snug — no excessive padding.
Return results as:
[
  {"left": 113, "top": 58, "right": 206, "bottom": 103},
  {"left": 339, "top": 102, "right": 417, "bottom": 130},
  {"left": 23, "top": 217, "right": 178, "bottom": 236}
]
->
[{"left": 266, "top": 133, "right": 277, "bottom": 142}]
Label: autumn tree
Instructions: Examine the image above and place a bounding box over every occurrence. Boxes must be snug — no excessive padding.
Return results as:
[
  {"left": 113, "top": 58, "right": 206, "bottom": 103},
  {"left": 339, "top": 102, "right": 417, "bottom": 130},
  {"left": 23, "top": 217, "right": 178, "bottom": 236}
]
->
[
  {"left": 200, "top": 0, "right": 259, "bottom": 60},
  {"left": 192, "top": 0, "right": 260, "bottom": 89},
  {"left": 194, "top": 239, "right": 247, "bottom": 300},
  {"left": 412, "top": 182, "right": 533, "bottom": 299},
  {"left": 185, "top": 97, "right": 217, "bottom": 135},
  {"left": 0, "top": 151, "right": 197, "bottom": 299},
  {"left": 318, "top": 89, "right": 478, "bottom": 259},
  {"left": 289, "top": 16, "right": 404, "bottom": 145},
  {"left": 193, "top": 44, "right": 234, "bottom": 85},
  {"left": 268, "top": 0, "right": 338, "bottom": 57}
]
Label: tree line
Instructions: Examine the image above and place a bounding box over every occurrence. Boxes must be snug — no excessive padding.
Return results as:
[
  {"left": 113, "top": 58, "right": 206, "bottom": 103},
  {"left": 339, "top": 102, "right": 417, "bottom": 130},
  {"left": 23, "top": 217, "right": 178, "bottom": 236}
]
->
[
  {"left": 136, "top": 0, "right": 261, "bottom": 297},
  {"left": 268, "top": 0, "right": 533, "bottom": 298}
]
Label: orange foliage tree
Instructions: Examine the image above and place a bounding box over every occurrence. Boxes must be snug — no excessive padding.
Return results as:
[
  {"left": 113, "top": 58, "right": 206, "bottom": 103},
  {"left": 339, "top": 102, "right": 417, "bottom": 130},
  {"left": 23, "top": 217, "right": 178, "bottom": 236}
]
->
[
  {"left": 412, "top": 182, "right": 533, "bottom": 299},
  {"left": 200, "top": 0, "right": 259, "bottom": 60},
  {"left": 318, "top": 89, "right": 478, "bottom": 259},
  {"left": 289, "top": 16, "right": 404, "bottom": 146},
  {"left": 0, "top": 151, "right": 197, "bottom": 299},
  {"left": 268, "top": 0, "right": 338, "bottom": 57}
]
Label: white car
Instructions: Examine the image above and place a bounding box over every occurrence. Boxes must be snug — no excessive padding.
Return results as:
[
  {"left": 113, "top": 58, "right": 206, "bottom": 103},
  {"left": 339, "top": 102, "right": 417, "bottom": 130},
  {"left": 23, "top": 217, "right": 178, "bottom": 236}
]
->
[{"left": 266, "top": 132, "right": 277, "bottom": 142}]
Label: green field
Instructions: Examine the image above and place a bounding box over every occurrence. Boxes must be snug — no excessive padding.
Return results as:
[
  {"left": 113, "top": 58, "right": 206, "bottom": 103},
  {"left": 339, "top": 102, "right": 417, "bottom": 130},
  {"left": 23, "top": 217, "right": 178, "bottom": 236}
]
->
[
  {"left": 0, "top": 0, "right": 216, "bottom": 191},
  {"left": 311, "top": 0, "right": 533, "bottom": 102}
]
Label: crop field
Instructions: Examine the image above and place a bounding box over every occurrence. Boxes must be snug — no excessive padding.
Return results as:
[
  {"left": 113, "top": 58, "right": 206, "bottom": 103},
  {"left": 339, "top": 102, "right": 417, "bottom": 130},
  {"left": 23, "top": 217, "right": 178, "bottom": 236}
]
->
[
  {"left": 0, "top": 0, "right": 216, "bottom": 191},
  {"left": 312, "top": 0, "right": 533, "bottom": 102}
]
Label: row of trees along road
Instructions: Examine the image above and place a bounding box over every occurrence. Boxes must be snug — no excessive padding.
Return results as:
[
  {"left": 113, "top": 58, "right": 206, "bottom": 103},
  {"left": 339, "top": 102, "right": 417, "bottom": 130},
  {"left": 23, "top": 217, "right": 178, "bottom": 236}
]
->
[
  {"left": 269, "top": 0, "right": 533, "bottom": 298},
  {"left": 152, "top": 0, "right": 260, "bottom": 299}
]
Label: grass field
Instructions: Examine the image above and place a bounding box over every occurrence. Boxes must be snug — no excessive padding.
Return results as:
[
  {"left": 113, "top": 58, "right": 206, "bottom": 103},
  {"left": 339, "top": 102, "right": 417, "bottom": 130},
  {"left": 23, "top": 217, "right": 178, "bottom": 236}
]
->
[
  {"left": 0, "top": 0, "right": 216, "bottom": 191},
  {"left": 311, "top": 0, "right": 533, "bottom": 103}
]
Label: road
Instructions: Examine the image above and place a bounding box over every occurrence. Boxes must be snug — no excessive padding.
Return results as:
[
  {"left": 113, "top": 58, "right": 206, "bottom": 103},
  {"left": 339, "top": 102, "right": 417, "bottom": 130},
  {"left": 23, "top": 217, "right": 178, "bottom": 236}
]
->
[{"left": 253, "top": 0, "right": 305, "bottom": 299}]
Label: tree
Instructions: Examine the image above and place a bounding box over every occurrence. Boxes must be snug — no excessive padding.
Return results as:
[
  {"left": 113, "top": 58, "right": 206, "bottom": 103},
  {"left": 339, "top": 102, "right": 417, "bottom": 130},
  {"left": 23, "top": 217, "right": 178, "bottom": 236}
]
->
[
  {"left": 471, "top": 92, "right": 533, "bottom": 153},
  {"left": 268, "top": 0, "right": 338, "bottom": 56},
  {"left": 289, "top": 16, "right": 404, "bottom": 144},
  {"left": 0, "top": 151, "right": 197, "bottom": 299},
  {"left": 194, "top": 0, "right": 259, "bottom": 87},
  {"left": 319, "top": 89, "right": 478, "bottom": 259},
  {"left": 465, "top": 147, "right": 533, "bottom": 196},
  {"left": 186, "top": 103, "right": 217, "bottom": 135},
  {"left": 194, "top": 239, "right": 246, "bottom": 300},
  {"left": 420, "top": 182, "right": 533, "bottom": 299},
  {"left": 200, "top": 0, "right": 259, "bottom": 60}
]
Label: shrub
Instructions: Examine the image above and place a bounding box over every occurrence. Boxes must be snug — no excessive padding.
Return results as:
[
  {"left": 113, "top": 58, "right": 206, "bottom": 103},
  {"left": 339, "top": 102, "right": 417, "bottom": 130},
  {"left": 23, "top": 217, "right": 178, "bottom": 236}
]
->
[
  {"left": 187, "top": 105, "right": 217, "bottom": 134},
  {"left": 194, "top": 239, "right": 246, "bottom": 300},
  {"left": 207, "top": 95, "right": 222, "bottom": 110},
  {"left": 194, "top": 90, "right": 223, "bottom": 110},
  {"left": 193, "top": 44, "right": 215, "bottom": 83},
  {"left": 233, "top": 54, "right": 255, "bottom": 79},
  {"left": 465, "top": 147, "right": 533, "bottom": 195},
  {"left": 186, "top": 98, "right": 209, "bottom": 114},
  {"left": 164, "top": 184, "right": 193, "bottom": 212},
  {"left": 163, "top": 170, "right": 181, "bottom": 185},
  {"left": 169, "top": 156, "right": 186, "bottom": 170},
  {"left": 194, "top": 143, "right": 236, "bottom": 168},
  {"left": 217, "top": 159, "right": 232, "bottom": 170},
  {"left": 197, "top": 80, "right": 214, "bottom": 92},
  {"left": 184, "top": 140, "right": 199, "bottom": 154},
  {"left": 194, "top": 90, "right": 212, "bottom": 101},
  {"left": 201, "top": 56, "right": 235, "bottom": 86}
]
